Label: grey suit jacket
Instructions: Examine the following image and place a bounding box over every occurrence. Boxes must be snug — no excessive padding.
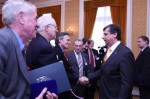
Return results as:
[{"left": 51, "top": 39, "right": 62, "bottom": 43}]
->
[
  {"left": 0, "top": 27, "right": 30, "bottom": 99},
  {"left": 66, "top": 50, "right": 90, "bottom": 85}
]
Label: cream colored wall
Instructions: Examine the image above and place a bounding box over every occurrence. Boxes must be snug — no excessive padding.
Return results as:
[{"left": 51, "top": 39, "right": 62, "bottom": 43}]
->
[
  {"left": 65, "top": 0, "right": 80, "bottom": 51},
  {"left": 132, "top": 0, "right": 147, "bottom": 58}
]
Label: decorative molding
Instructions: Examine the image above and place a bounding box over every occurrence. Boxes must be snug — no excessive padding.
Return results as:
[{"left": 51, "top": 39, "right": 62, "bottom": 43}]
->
[{"left": 126, "top": 0, "right": 132, "bottom": 49}]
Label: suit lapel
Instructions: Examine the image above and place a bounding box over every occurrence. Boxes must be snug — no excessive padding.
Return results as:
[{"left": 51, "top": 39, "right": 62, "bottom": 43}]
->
[
  {"left": 7, "top": 27, "right": 30, "bottom": 83},
  {"left": 71, "top": 51, "right": 79, "bottom": 74},
  {"left": 136, "top": 47, "right": 148, "bottom": 61},
  {"left": 101, "top": 44, "right": 121, "bottom": 70},
  {"left": 81, "top": 53, "right": 87, "bottom": 66}
]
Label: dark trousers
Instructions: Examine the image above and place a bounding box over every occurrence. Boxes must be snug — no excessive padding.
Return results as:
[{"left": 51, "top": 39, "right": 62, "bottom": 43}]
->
[
  {"left": 139, "top": 85, "right": 150, "bottom": 99},
  {"left": 58, "top": 91, "right": 71, "bottom": 99},
  {"left": 70, "top": 84, "right": 86, "bottom": 99},
  {"left": 84, "top": 83, "right": 97, "bottom": 99}
]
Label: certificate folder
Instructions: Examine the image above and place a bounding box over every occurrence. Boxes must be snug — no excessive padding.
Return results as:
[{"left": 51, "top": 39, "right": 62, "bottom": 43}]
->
[
  {"left": 30, "top": 80, "right": 57, "bottom": 99},
  {"left": 29, "top": 61, "right": 71, "bottom": 95}
]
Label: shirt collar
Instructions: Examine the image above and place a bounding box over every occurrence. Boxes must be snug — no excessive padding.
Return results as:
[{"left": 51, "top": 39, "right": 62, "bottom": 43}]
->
[
  {"left": 109, "top": 41, "right": 121, "bottom": 52},
  {"left": 59, "top": 45, "right": 64, "bottom": 52},
  {"left": 10, "top": 28, "right": 25, "bottom": 51},
  {"left": 141, "top": 46, "right": 148, "bottom": 51},
  {"left": 74, "top": 50, "right": 81, "bottom": 56}
]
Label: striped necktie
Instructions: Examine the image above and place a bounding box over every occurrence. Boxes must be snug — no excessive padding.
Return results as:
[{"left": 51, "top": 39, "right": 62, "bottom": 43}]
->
[{"left": 77, "top": 54, "right": 83, "bottom": 77}]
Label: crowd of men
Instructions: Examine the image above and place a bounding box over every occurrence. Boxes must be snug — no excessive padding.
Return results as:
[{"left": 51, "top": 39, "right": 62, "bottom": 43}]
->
[{"left": 0, "top": 0, "right": 150, "bottom": 99}]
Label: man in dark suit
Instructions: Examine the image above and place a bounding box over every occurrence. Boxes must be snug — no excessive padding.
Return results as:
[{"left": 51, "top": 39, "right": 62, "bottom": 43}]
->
[
  {"left": 0, "top": 0, "right": 57, "bottom": 99},
  {"left": 84, "top": 39, "right": 101, "bottom": 99},
  {"left": 66, "top": 39, "right": 90, "bottom": 98},
  {"left": 82, "top": 38, "right": 89, "bottom": 52},
  {"left": 100, "top": 24, "right": 135, "bottom": 99},
  {"left": 54, "top": 32, "right": 72, "bottom": 99},
  {"left": 54, "top": 32, "right": 71, "bottom": 69},
  {"left": 89, "top": 24, "right": 135, "bottom": 99},
  {"left": 26, "top": 15, "right": 58, "bottom": 70},
  {"left": 135, "top": 36, "right": 150, "bottom": 99}
]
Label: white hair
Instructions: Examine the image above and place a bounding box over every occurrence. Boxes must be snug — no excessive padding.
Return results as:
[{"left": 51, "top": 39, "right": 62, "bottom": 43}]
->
[
  {"left": 2, "top": 0, "right": 37, "bottom": 25},
  {"left": 37, "top": 14, "right": 56, "bottom": 32}
]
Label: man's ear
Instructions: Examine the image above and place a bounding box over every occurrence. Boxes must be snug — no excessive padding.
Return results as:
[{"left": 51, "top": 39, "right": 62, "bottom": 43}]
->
[
  {"left": 113, "top": 32, "right": 117, "bottom": 38},
  {"left": 18, "top": 11, "right": 25, "bottom": 24},
  {"left": 45, "top": 25, "right": 49, "bottom": 31},
  {"left": 59, "top": 39, "right": 62, "bottom": 44}
]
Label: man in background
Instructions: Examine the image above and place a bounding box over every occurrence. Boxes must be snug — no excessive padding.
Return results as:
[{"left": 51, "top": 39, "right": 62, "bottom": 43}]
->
[
  {"left": 84, "top": 39, "right": 100, "bottom": 99},
  {"left": 82, "top": 38, "right": 89, "bottom": 52},
  {"left": 26, "top": 15, "right": 58, "bottom": 70},
  {"left": 0, "top": 0, "right": 57, "bottom": 99},
  {"left": 135, "top": 36, "right": 150, "bottom": 99},
  {"left": 66, "top": 39, "right": 89, "bottom": 98}
]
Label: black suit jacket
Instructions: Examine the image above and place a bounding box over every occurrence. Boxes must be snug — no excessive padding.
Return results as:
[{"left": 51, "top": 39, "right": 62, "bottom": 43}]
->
[
  {"left": 54, "top": 45, "right": 77, "bottom": 83},
  {"left": 88, "top": 43, "right": 135, "bottom": 99},
  {"left": 84, "top": 48, "right": 101, "bottom": 71},
  {"left": 26, "top": 33, "right": 57, "bottom": 70},
  {"left": 135, "top": 46, "right": 150, "bottom": 87}
]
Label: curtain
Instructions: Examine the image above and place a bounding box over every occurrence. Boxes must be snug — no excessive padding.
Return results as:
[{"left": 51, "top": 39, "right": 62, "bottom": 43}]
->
[
  {"left": 110, "top": 0, "right": 127, "bottom": 44},
  {"left": 0, "top": 14, "right": 5, "bottom": 28},
  {"left": 84, "top": 0, "right": 127, "bottom": 43},
  {"left": 0, "top": 14, "right": 2, "bottom": 28},
  {"left": 84, "top": 8, "right": 97, "bottom": 39}
]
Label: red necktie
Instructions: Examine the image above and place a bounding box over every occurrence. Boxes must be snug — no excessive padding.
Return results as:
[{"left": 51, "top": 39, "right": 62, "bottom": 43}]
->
[
  {"left": 90, "top": 49, "right": 95, "bottom": 67},
  {"left": 64, "top": 52, "right": 67, "bottom": 58}
]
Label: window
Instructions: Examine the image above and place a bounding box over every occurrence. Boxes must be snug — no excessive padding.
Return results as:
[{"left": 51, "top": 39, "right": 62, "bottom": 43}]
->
[{"left": 91, "top": 6, "right": 112, "bottom": 50}]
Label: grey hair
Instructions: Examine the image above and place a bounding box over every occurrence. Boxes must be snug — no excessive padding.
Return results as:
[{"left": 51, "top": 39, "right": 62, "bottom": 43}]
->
[
  {"left": 2, "top": 0, "right": 37, "bottom": 25},
  {"left": 73, "top": 38, "right": 83, "bottom": 45},
  {"left": 37, "top": 15, "right": 55, "bottom": 32},
  {"left": 55, "top": 32, "right": 70, "bottom": 45}
]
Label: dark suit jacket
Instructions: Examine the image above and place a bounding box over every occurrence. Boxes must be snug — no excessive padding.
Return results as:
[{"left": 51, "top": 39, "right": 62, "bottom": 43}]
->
[
  {"left": 135, "top": 46, "right": 150, "bottom": 87},
  {"left": 88, "top": 43, "right": 135, "bottom": 99},
  {"left": 66, "top": 50, "right": 90, "bottom": 87},
  {"left": 54, "top": 45, "right": 71, "bottom": 67},
  {"left": 54, "top": 45, "right": 77, "bottom": 83},
  {"left": 26, "top": 33, "right": 57, "bottom": 70},
  {"left": 84, "top": 48, "right": 101, "bottom": 71},
  {"left": 0, "top": 27, "right": 30, "bottom": 99}
]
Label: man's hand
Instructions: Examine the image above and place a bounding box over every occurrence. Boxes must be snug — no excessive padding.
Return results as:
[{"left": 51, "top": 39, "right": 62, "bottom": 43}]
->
[
  {"left": 79, "top": 76, "right": 89, "bottom": 85},
  {"left": 35, "top": 87, "right": 58, "bottom": 99}
]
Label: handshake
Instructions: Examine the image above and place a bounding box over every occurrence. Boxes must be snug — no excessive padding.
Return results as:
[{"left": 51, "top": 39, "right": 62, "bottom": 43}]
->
[{"left": 79, "top": 76, "right": 89, "bottom": 86}]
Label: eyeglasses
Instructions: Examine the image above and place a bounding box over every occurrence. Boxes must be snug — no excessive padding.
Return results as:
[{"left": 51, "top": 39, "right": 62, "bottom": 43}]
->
[{"left": 48, "top": 24, "right": 58, "bottom": 29}]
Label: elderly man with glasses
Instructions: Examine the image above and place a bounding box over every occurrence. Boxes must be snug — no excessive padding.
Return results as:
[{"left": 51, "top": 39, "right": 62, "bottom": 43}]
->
[{"left": 26, "top": 14, "right": 58, "bottom": 70}]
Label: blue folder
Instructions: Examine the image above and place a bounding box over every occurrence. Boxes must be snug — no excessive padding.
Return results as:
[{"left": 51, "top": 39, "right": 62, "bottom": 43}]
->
[
  {"left": 28, "top": 61, "right": 71, "bottom": 98},
  {"left": 30, "top": 80, "right": 57, "bottom": 99}
]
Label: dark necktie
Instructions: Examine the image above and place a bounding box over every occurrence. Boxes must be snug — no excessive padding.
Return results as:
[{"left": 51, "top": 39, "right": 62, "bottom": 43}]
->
[
  {"left": 90, "top": 49, "right": 95, "bottom": 67},
  {"left": 22, "top": 48, "right": 25, "bottom": 58}
]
